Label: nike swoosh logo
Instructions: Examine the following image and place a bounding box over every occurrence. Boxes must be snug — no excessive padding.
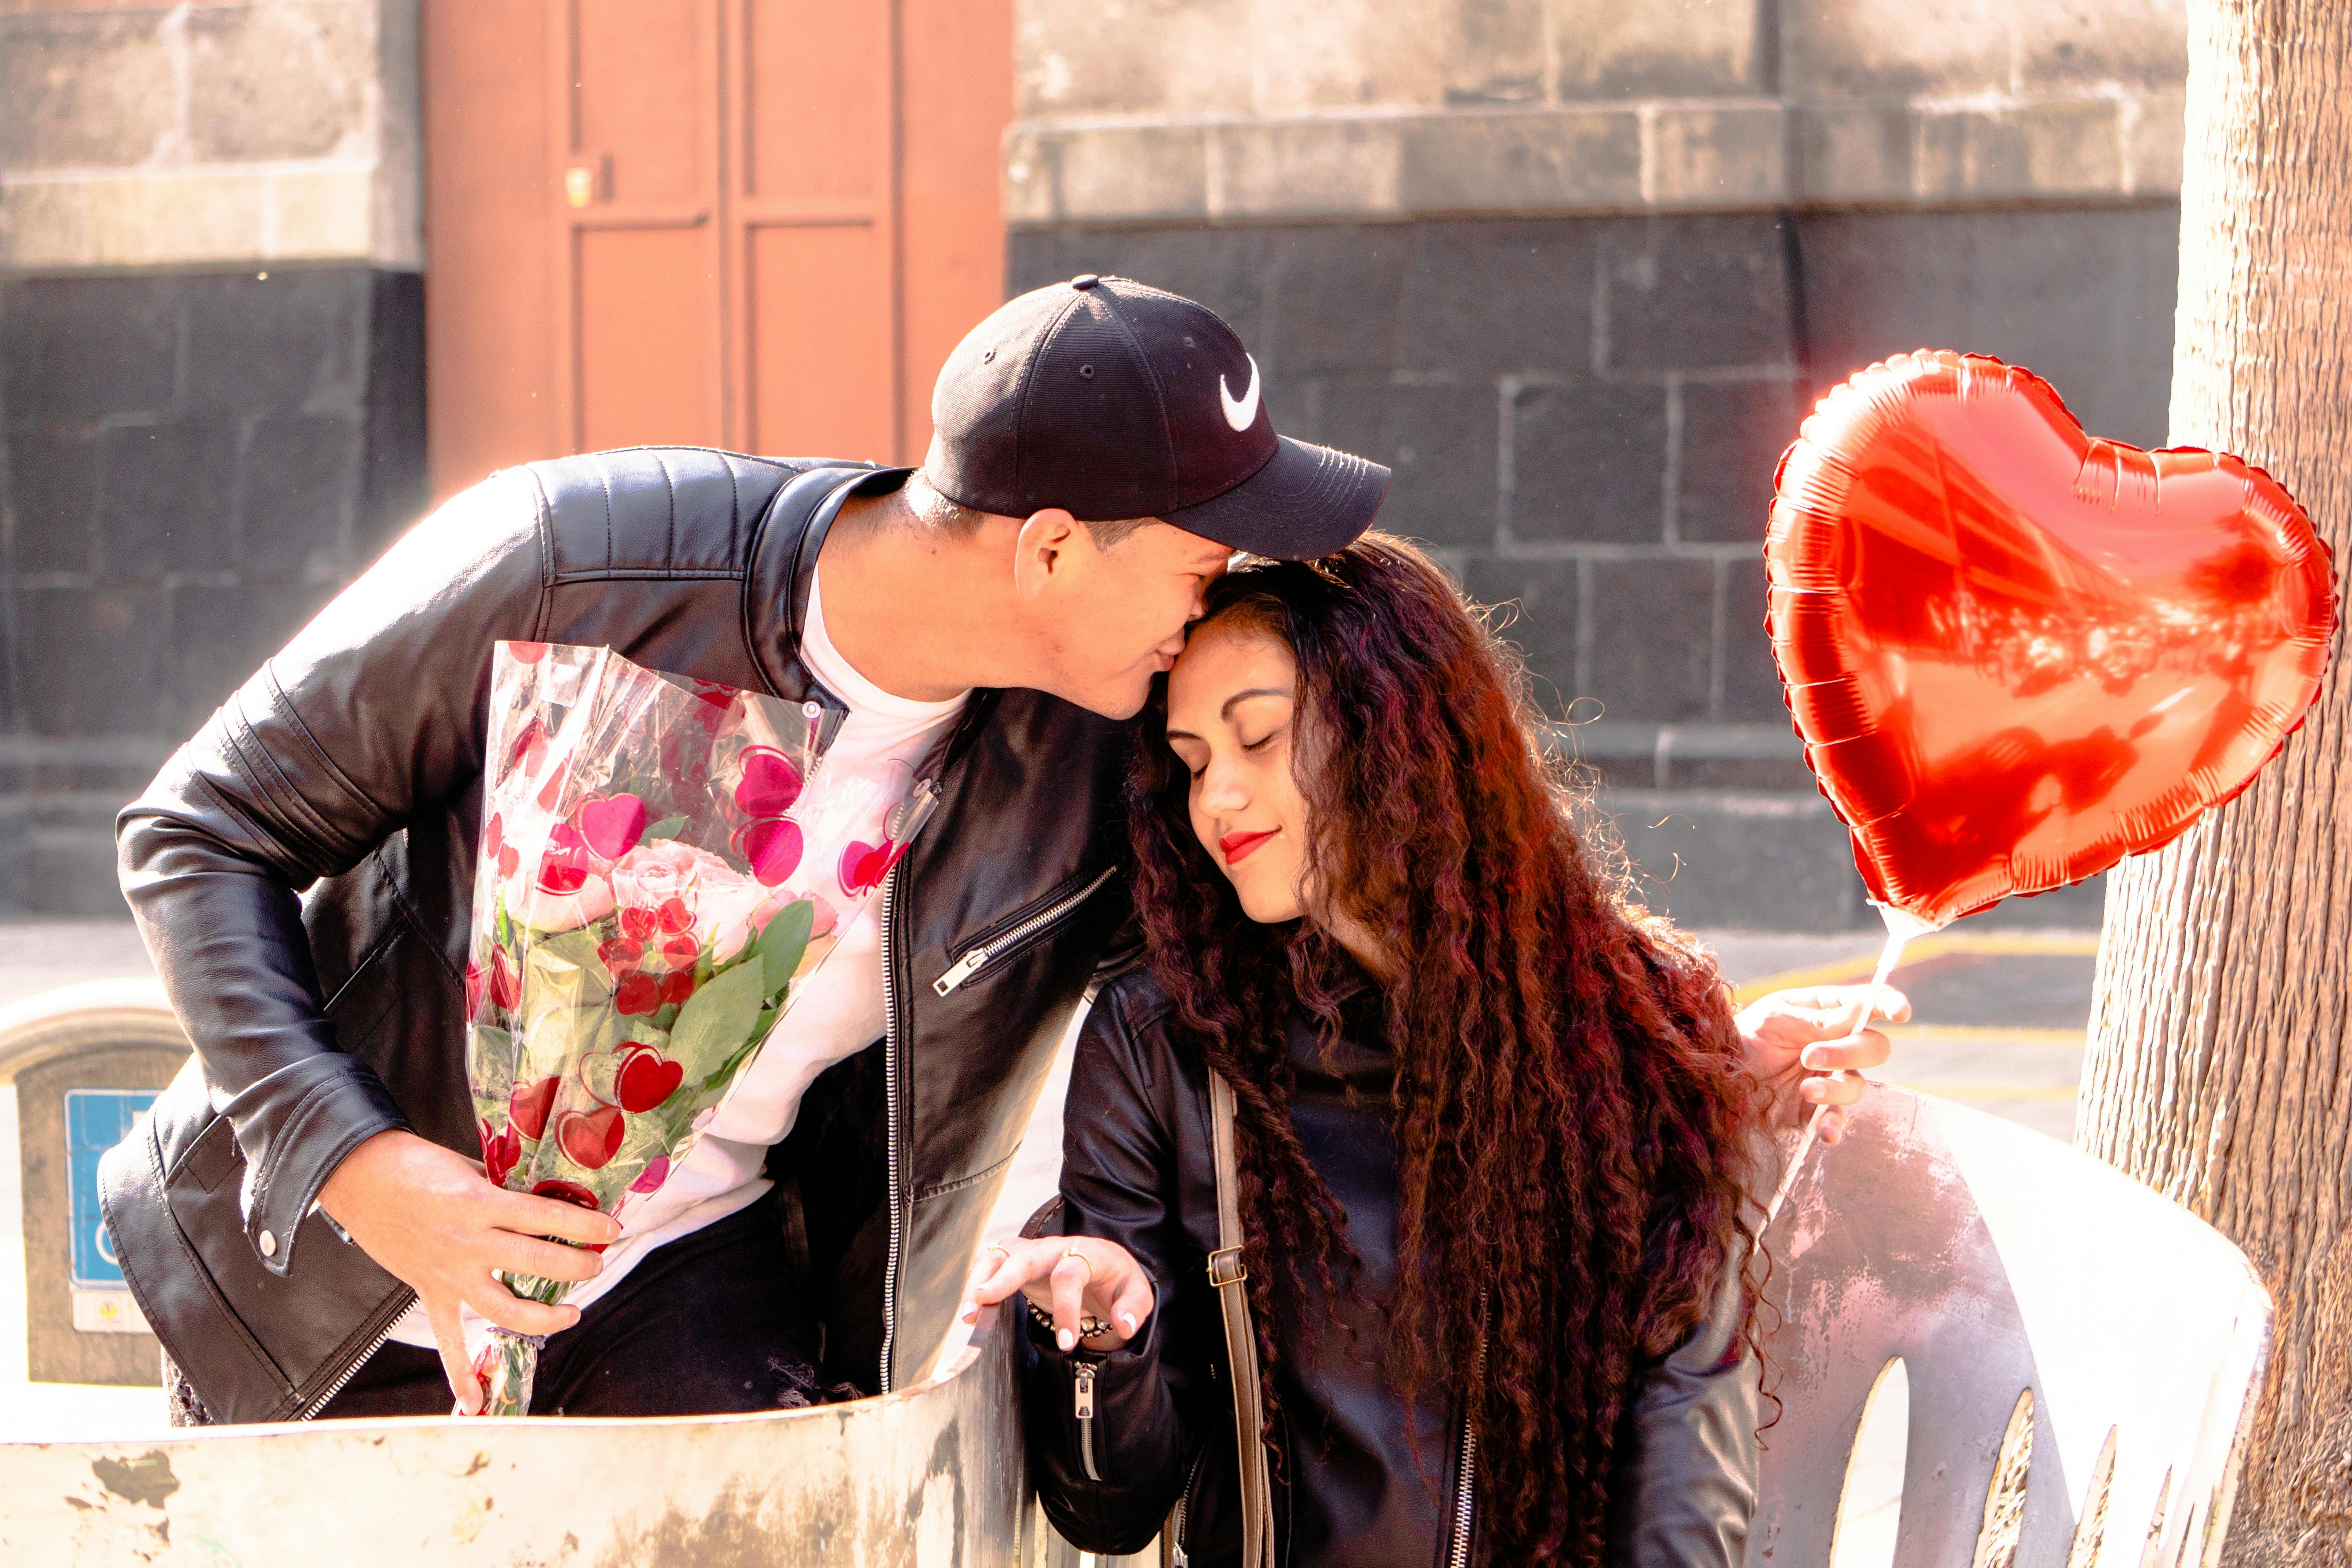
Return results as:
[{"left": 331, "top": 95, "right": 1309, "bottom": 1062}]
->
[{"left": 1220, "top": 355, "right": 1262, "bottom": 432}]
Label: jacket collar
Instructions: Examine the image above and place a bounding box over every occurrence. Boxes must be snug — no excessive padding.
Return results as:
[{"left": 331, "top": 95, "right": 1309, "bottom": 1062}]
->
[{"left": 755, "top": 462, "right": 1004, "bottom": 777}]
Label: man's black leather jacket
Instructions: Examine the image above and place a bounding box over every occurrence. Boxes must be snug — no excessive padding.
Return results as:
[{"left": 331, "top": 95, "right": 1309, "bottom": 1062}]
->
[
  {"left": 102, "top": 449, "right": 1132, "bottom": 1423},
  {"left": 1024, "top": 970, "right": 1758, "bottom": 1568}
]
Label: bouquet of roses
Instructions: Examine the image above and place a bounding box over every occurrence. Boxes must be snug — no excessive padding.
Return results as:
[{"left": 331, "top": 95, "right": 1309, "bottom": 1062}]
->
[{"left": 462, "top": 641, "right": 934, "bottom": 1415}]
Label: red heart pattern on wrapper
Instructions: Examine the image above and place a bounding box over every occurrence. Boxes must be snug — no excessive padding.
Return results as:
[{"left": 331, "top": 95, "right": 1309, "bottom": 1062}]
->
[{"left": 460, "top": 641, "right": 938, "bottom": 1415}]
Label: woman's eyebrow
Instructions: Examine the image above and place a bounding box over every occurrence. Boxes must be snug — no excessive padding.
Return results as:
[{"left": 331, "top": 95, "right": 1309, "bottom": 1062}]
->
[{"left": 1220, "top": 687, "right": 1290, "bottom": 719}]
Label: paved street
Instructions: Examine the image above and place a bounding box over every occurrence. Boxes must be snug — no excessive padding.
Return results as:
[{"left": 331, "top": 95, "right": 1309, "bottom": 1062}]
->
[{"left": 1, "top": 917, "right": 2097, "bottom": 1438}]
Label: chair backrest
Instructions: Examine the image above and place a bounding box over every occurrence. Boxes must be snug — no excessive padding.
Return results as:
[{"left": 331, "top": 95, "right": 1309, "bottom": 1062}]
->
[
  {"left": 1752, "top": 1083, "right": 2272, "bottom": 1568},
  {"left": 0, "top": 1304, "right": 1072, "bottom": 1566}
]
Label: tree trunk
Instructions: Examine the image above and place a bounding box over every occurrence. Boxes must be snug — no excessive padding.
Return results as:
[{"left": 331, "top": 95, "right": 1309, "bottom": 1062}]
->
[{"left": 2080, "top": 2, "right": 2352, "bottom": 1562}]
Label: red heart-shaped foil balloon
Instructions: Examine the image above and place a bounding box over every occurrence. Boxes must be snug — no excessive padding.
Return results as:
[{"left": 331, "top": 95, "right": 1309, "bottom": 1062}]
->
[{"left": 1768, "top": 351, "right": 2335, "bottom": 927}]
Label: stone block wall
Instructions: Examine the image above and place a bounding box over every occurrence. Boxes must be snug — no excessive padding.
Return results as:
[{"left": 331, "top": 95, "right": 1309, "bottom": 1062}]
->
[
  {"left": 1008, "top": 0, "right": 2184, "bottom": 928},
  {"left": 0, "top": 0, "right": 424, "bottom": 915},
  {"left": 1009, "top": 0, "right": 2187, "bottom": 225},
  {"left": 0, "top": 0, "right": 420, "bottom": 271}
]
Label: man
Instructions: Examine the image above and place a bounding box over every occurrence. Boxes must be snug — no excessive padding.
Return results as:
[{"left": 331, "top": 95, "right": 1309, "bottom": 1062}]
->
[{"left": 105, "top": 276, "right": 1893, "bottom": 1422}]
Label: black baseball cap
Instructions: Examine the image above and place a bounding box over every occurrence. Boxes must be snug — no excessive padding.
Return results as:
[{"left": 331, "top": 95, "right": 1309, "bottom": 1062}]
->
[{"left": 924, "top": 275, "right": 1389, "bottom": 560}]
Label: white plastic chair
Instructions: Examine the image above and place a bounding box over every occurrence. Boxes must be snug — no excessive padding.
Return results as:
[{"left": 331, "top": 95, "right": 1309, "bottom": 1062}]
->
[{"left": 1753, "top": 1083, "right": 2271, "bottom": 1568}]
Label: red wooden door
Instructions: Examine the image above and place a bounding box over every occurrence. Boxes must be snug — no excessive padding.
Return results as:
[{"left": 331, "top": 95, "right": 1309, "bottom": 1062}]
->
[
  {"left": 727, "top": 1, "right": 898, "bottom": 459},
  {"left": 424, "top": 0, "right": 1010, "bottom": 501},
  {"left": 549, "top": 0, "right": 728, "bottom": 454}
]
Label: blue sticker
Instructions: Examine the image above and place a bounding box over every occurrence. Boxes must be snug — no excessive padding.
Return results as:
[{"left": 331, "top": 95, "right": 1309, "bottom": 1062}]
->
[{"left": 65, "top": 1089, "right": 156, "bottom": 1289}]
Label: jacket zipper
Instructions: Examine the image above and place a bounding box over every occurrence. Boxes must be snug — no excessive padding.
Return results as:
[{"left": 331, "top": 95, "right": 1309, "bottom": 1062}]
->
[
  {"left": 1448, "top": 1306, "right": 1492, "bottom": 1568},
  {"left": 878, "top": 855, "right": 909, "bottom": 1393},
  {"left": 873, "top": 778, "right": 943, "bottom": 1394},
  {"left": 296, "top": 1286, "right": 416, "bottom": 1419},
  {"left": 1168, "top": 1448, "right": 1208, "bottom": 1566},
  {"left": 932, "top": 863, "right": 1119, "bottom": 996},
  {"left": 1073, "top": 1360, "right": 1101, "bottom": 1481}
]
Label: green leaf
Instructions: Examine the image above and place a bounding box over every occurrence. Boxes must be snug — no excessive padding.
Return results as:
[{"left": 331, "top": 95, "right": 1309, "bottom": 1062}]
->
[
  {"left": 536, "top": 925, "right": 607, "bottom": 976},
  {"left": 750, "top": 899, "right": 817, "bottom": 1000},
  {"left": 645, "top": 814, "right": 689, "bottom": 842},
  {"left": 665, "top": 960, "right": 768, "bottom": 1081},
  {"left": 467, "top": 1024, "right": 516, "bottom": 1124}
]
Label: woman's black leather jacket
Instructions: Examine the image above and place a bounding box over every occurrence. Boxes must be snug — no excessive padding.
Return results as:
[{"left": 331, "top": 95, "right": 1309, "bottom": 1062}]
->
[
  {"left": 103, "top": 449, "right": 1134, "bottom": 1422},
  {"left": 1024, "top": 969, "right": 1759, "bottom": 1568}
]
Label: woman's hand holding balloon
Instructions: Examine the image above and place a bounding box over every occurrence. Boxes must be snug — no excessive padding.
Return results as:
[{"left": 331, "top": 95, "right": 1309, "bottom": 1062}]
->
[{"left": 1737, "top": 984, "right": 1911, "bottom": 1144}]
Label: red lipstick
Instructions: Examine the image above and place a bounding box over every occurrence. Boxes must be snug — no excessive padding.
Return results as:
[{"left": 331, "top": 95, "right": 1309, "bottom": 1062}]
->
[{"left": 1220, "top": 829, "right": 1277, "bottom": 865}]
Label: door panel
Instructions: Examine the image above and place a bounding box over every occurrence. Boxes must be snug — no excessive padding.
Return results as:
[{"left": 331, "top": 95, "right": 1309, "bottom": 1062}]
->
[
  {"left": 554, "top": 0, "right": 725, "bottom": 451},
  {"left": 743, "top": 0, "right": 886, "bottom": 203},
  {"left": 729, "top": 0, "right": 895, "bottom": 456},
  {"left": 424, "top": 0, "right": 1008, "bottom": 501},
  {"left": 422, "top": 2, "right": 559, "bottom": 496},
  {"left": 898, "top": 0, "right": 1016, "bottom": 461},
  {"left": 575, "top": 0, "right": 710, "bottom": 206},
  {"left": 748, "top": 225, "right": 895, "bottom": 458},
  {"left": 577, "top": 228, "right": 725, "bottom": 452}
]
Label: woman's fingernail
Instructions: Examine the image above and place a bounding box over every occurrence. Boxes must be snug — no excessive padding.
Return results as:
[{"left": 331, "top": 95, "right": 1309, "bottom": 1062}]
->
[
  {"left": 1120, "top": 1312, "right": 1137, "bottom": 1332},
  {"left": 1057, "top": 1329, "right": 1076, "bottom": 1352}
]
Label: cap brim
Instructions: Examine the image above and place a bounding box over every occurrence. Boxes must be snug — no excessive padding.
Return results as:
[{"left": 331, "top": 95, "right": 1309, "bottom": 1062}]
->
[{"left": 1164, "top": 435, "right": 1390, "bottom": 561}]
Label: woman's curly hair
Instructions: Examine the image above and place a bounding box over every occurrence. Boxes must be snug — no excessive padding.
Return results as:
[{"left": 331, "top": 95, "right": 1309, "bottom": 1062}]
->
[{"left": 1127, "top": 534, "right": 1767, "bottom": 1565}]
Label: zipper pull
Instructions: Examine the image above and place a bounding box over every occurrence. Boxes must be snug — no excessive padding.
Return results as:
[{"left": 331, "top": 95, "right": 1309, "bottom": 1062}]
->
[
  {"left": 934, "top": 946, "right": 990, "bottom": 996},
  {"left": 1073, "top": 1361, "right": 1096, "bottom": 1420}
]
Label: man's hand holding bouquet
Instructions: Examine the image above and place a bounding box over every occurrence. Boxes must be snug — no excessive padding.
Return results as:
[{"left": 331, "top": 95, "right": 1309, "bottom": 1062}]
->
[{"left": 459, "top": 641, "right": 931, "bottom": 1414}]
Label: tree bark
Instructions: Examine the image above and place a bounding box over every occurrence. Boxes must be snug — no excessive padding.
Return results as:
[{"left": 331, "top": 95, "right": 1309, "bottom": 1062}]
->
[{"left": 2080, "top": 2, "right": 2352, "bottom": 1562}]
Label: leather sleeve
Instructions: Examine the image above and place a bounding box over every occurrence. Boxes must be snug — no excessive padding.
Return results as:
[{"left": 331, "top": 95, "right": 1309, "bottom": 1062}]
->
[
  {"left": 1022, "top": 985, "right": 1210, "bottom": 1555},
  {"left": 1605, "top": 1238, "right": 1761, "bottom": 1568},
  {"left": 115, "top": 470, "right": 551, "bottom": 1280}
]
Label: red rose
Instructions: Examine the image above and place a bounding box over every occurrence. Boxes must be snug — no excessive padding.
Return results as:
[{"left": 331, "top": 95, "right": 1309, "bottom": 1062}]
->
[{"left": 537, "top": 844, "right": 590, "bottom": 895}]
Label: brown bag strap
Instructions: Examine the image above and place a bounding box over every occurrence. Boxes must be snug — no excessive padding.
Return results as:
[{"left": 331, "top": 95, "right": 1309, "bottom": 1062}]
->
[{"left": 1207, "top": 1070, "right": 1276, "bottom": 1568}]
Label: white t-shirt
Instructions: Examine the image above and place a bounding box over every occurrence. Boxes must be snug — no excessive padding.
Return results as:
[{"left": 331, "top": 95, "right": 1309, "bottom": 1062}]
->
[{"left": 389, "top": 567, "right": 967, "bottom": 1353}]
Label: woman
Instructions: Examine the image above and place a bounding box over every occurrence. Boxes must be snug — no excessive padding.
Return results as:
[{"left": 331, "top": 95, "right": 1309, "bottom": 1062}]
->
[{"left": 964, "top": 536, "right": 1775, "bottom": 1566}]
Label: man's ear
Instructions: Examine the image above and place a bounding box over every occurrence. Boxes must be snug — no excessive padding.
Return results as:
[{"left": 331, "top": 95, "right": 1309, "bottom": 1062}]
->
[{"left": 1012, "top": 507, "right": 1083, "bottom": 603}]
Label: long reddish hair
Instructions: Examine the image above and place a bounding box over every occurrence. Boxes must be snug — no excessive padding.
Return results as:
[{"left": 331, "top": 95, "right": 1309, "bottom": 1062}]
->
[{"left": 1128, "top": 535, "right": 1764, "bottom": 1564}]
